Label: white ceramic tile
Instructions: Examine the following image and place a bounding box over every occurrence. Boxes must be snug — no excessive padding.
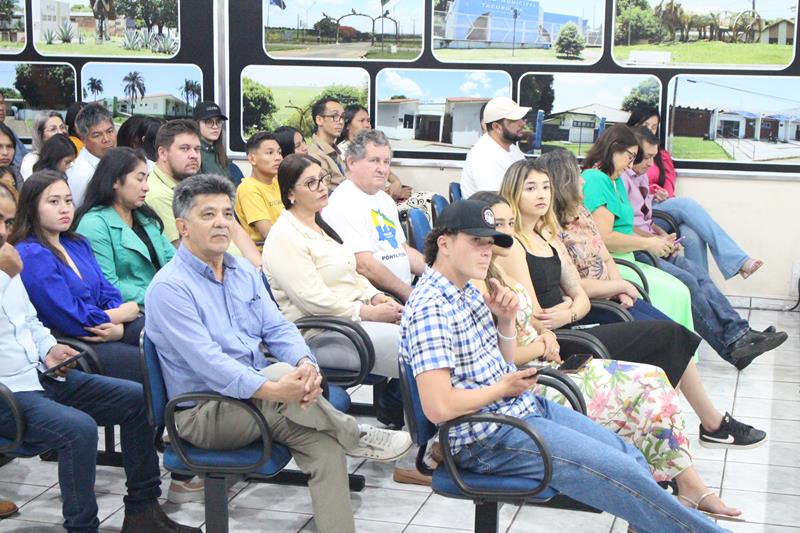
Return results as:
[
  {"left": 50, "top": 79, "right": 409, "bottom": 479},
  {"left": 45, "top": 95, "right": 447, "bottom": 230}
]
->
[
  {"left": 409, "top": 493, "right": 516, "bottom": 530},
  {"left": 723, "top": 521, "right": 800, "bottom": 532},
  {"left": 726, "top": 441, "right": 800, "bottom": 468},
  {"left": 727, "top": 296, "right": 752, "bottom": 309},
  {"left": 508, "top": 506, "right": 614, "bottom": 533},
  {"left": 352, "top": 456, "right": 433, "bottom": 493},
  {"left": 403, "top": 526, "right": 471, "bottom": 533},
  {"left": 303, "top": 517, "right": 406, "bottom": 532},
  {"left": 733, "top": 399, "right": 800, "bottom": 421},
  {"left": 693, "top": 459, "right": 725, "bottom": 489},
  {"left": 736, "top": 380, "right": 800, "bottom": 401},
  {"left": 0, "top": 481, "right": 51, "bottom": 509},
  {"left": 739, "top": 365, "right": 800, "bottom": 384},
  {"left": 744, "top": 349, "right": 800, "bottom": 368},
  {"left": 0, "top": 459, "right": 60, "bottom": 488},
  {"left": 717, "top": 489, "right": 800, "bottom": 528},
  {"left": 0, "top": 518, "right": 65, "bottom": 532},
  {"left": 20, "top": 487, "right": 123, "bottom": 526},
  {"left": 100, "top": 499, "right": 205, "bottom": 531},
  {"left": 750, "top": 298, "right": 797, "bottom": 312},
  {"left": 227, "top": 506, "right": 311, "bottom": 532},
  {"left": 723, "top": 463, "right": 800, "bottom": 497},
  {"left": 351, "top": 486, "right": 429, "bottom": 523}
]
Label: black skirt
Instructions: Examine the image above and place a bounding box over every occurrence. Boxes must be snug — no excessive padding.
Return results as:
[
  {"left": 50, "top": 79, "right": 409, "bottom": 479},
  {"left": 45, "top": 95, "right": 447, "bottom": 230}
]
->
[{"left": 583, "top": 320, "right": 700, "bottom": 387}]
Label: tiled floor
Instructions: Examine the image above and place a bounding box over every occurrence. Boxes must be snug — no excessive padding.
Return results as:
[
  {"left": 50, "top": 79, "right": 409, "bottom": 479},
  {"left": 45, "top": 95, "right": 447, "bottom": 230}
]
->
[{"left": 0, "top": 304, "right": 798, "bottom": 532}]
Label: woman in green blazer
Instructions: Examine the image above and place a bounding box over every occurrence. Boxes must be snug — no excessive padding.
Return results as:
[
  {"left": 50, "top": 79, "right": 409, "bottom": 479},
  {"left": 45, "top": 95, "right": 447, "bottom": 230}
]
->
[{"left": 75, "top": 147, "right": 175, "bottom": 306}]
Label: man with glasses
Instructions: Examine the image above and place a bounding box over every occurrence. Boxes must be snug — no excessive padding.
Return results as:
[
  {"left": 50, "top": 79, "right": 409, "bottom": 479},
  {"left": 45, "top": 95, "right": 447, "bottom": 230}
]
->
[
  {"left": 622, "top": 126, "right": 787, "bottom": 371},
  {"left": 307, "top": 97, "right": 346, "bottom": 189},
  {"left": 460, "top": 97, "right": 529, "bottom": 199}
]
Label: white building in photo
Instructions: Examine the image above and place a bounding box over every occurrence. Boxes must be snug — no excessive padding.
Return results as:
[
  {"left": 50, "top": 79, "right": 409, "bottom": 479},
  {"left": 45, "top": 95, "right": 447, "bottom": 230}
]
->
[
  {"left": 545, "top": 103, "right": 630, "bottom": 143},
  {"left": 377, "top": 96, "right": 488, "bottom": 148},
  {"left": 376, "top": 98, "right": 419, "bottom": 140},
  {"left": 35, "top": 0, "right": 71, "bottom": 40}
]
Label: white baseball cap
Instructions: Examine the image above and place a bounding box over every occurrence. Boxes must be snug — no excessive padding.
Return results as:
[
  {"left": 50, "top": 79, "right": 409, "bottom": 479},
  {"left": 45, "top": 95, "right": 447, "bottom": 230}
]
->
[{"left": 483, "top": 97, "right": 531, "bottom": 123}]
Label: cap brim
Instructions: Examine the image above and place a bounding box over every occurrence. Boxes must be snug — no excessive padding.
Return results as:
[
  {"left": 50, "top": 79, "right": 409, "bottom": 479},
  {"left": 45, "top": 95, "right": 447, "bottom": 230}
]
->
[
  {"left": 505, "top": 106, "right": 531, "bottom": 120},
  {"left": 463, "top": 228, "right": 514, "bottom": 248}
]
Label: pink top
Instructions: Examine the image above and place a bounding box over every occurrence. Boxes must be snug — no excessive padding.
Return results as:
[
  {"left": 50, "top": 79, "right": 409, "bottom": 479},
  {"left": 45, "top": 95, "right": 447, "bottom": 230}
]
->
[
  {"left": 646, "top": 149, "right": 676, "bottom": 197},
  {"left": 621, "top": 169, "right": 654, "bottom": 233}
]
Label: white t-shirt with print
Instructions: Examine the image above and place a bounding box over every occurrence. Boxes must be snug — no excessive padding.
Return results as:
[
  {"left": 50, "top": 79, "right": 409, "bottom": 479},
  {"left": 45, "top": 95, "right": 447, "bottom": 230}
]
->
[
  {"left": 460, "top": 133, "right": 526, "bottom": 199},
  {"left": 323, "top": 179, "right": 413, "bottom": 286}
]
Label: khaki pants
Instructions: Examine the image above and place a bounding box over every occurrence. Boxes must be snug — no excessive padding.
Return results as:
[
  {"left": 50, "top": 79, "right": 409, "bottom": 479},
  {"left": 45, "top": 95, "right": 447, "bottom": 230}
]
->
[{"left": 174, "top": 363, "right": 360, "bottom": 533}]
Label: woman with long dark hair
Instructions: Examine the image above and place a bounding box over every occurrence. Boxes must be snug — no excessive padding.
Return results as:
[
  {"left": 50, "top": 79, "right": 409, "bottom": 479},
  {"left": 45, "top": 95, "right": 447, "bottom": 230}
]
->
[
  {"left": 626, "top": 106, "right": 762, "bottom": 279},
  {"left": 32, "top": 134, "right": 77, "bottom": 174},
  {"left": 75, "top": 147, "right": 175, "bottom": 305},
  {"left": 10, "top": 170, "right": 145, "bottom": 383},
  {"left": 0, "top": 122, "right": 21, "bottom": 192},
  {"left": 274, "top": 125, "right": 309, "bottom": 158},
  {"left": 193, "top": 101, "right": 237, "bottom": 184}
]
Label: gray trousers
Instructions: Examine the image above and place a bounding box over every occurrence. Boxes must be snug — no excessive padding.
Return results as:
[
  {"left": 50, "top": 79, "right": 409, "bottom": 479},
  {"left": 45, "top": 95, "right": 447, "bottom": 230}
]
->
[
  {"left": 174, "top": 363, "right": 360, "bottom": 533},
  {"left": 307, "top": 321, "right": 400, "bottom": 378}
]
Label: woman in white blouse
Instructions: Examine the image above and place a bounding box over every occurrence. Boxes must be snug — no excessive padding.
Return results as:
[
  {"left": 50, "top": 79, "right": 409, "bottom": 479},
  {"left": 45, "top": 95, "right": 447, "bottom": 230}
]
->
[{"left": 263, "top": 154, "right": 403, "bottom": 379}]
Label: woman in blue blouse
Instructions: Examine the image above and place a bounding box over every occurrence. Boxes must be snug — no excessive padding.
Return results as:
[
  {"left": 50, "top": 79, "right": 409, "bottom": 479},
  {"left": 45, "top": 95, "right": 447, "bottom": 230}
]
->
[{"left": 10, "top": 170, "right": 144, "bottom": 384}]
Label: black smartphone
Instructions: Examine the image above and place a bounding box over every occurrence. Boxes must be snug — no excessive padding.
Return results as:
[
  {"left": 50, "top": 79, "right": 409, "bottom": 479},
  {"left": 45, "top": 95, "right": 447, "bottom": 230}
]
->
[
  {"left": 557, "top": 354, "right": 592, "bottom": 374},
  {"left": 43, "top": 351, "right": 87, "bottom": 376}
]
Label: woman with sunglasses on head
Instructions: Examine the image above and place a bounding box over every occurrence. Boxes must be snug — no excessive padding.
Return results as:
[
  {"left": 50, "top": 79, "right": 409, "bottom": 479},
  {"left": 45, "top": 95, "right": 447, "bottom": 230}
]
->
[
  {"left": 20, "top": 111, "right": 68, "bottom": 180},
  {"left": 10, "top": 170, "right": 145, "bottom": 384}
]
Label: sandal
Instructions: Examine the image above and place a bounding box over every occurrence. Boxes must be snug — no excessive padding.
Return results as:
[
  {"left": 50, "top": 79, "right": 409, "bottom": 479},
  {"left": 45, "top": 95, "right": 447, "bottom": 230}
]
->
[
  {"left": 739, "top": 259, "right": 763, "bottom": 280},
  {"left": 678, "top": 491, "right": 745, "bottom": 522}
]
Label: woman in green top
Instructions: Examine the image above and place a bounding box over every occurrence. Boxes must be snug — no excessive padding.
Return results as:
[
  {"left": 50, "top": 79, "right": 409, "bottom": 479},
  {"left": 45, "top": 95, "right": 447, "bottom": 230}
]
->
[
  {"left": 75, "top": 147, "right": 175, "bottom": 306},
  {"left": 580, "top": 124, "right": 694, "bottom": 331}
]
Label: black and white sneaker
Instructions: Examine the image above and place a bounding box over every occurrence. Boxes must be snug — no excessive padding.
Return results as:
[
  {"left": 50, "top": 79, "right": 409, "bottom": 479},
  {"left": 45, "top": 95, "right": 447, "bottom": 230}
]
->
[{"left": 699, "top": 412, "right": 767, "bottom": 449}]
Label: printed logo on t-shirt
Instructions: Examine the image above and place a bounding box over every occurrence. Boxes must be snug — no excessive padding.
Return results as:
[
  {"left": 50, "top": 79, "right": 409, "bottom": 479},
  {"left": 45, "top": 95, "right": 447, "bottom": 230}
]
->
[{"left": 370, "top": 209, "right": 399, "bottom": 248}]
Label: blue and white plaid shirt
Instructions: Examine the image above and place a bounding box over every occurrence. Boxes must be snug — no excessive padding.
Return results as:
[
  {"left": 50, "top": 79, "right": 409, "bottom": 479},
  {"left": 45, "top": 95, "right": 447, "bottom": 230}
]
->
[{"left": 400, "top": 267, "right": 540, "bottom": 453}]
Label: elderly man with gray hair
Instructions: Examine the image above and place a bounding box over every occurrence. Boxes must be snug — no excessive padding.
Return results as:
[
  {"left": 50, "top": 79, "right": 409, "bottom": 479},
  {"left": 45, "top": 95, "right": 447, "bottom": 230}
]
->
[
  {"left": 323, "top": 129, "right": 426, "bottom": 304},
  {"left": 67, "top": 103, "right": 117, "bottom": 207},
  {"left": 145, "top": 173, "right": 412, "bottom": 533}
]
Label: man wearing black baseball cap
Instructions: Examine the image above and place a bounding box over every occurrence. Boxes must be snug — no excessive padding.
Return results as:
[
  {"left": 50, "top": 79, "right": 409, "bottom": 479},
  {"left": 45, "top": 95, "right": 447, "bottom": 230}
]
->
[{"left": 398, "top": 200, "right": 729, "bottom": 533}]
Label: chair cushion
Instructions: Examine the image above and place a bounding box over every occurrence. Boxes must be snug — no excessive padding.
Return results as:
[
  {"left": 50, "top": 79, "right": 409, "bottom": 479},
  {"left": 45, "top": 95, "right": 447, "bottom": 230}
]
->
[
  {"left": 163, "top": 441, "right": 292, "bottom": 476},
  {"left": 431, "top": 465, "right": 558, "bottom": 502},
  {"left": 0, "top": 436, "right": 48, "bottom": 458},
  {"left": 327, "top": 384, "right": 351, "bottom": 412}
]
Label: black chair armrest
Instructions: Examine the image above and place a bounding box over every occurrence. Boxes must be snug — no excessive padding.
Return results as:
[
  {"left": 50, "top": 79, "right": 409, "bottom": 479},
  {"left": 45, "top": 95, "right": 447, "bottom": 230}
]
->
[
  {"left": 633, "top": 250, "right": 658, "bottom": 267},
  {"left": 613, "top": 258, "right": 650, "bottom": 296},
  {"left": 0, "top": 382, "right": 24, "bottom": 453},
  {"left": 588, "top": 299, "right": 633, "bottom": 323},
  {"left": 164, "top": 392, "right": 272, "bottom": 475},
  {"left": 295, "top": 316, "right": 375, "bottom": 388},
  {"left": 626, "top": 280, "right": 651, "bottom": 303},
  {"left": 526, "top": 366, "right": 587, "bottom": 415},
  {"left": 438, "top": 413, "right": 553, "bottom": 499},
  {"left": 652, "top": 210, "right": 680, "bottom": 238},
  {"left": 554, "top": 329, "right": 611, "bottom": 360},
  {"left": 55, "top": 337, "right": 104, "bottom": 375}
]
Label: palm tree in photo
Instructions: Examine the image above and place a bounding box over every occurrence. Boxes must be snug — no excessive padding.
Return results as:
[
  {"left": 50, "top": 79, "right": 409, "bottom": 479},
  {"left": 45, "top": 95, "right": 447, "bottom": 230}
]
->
[
  {"left": 179, "top": 78, "right": 192, "bottom": 109},
  {"left": 86, "top": 77, "right": 104, "bottom": 101},
  {"left": 123, "top": 71, "right": 146, "bottom": 109},
  {"left": 189, "top": 80, "right": 202, "bottom": 108}
]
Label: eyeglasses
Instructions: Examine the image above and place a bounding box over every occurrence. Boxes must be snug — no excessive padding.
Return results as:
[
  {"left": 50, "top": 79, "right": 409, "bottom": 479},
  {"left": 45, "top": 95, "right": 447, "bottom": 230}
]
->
[
  {"left": 624, "top": 149, "right": 638, "bottom": 161},
  {"left": 299, "top": 173, "right": 332, "bottom": 192},
  {"left": 202, "top": 118, "right": 225, "bottom": 128},
  {"left": 320, "top": 113, "right": 344, "bottom": 122},
  {"left": 44, "top": 124, "right": 67, "bottom": 135}
]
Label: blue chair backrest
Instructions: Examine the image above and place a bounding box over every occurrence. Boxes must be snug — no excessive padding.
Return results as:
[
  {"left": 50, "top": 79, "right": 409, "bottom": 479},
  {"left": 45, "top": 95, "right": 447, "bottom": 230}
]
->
[
  {"left": 407, "top": 208, "right": 431, "bottom": 254},
  {"left": 449, "top": 182, "right": 462, "bottom": 203},
  {"left": 431, "top": 194, "right": 448, "bottom": 224},
  {"left": 398, "top": 358, "right": 436, "bottom": 446},
  {"left": 228, "top": 162, "right": 244, "bottom": 188},
  {"left": 140, "top": 333, "right": 167, "bottom": 428}
]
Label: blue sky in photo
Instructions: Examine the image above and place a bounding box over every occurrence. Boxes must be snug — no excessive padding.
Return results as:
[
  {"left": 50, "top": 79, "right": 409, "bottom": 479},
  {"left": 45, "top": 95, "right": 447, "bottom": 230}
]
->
[
  {"left": 526, "top": 73, "right": 658, "bottom": 113},
  {"left": 376, "top": 69, "right": 510, "bottom": 101},
  {"left": 242, "top": 65, "right": 369, "bottom": 88},
  {"left": 263, "top": 0, "right": 425, "bottom": 35},
  {"left": 80, "top": 63, "right": 202, "bottom": 100},
  {"left": 0, "top": 62, "right": 75, "bottom": 88},
  {"left": 668, "top": 75, "right": 800, "bottom": 114}
]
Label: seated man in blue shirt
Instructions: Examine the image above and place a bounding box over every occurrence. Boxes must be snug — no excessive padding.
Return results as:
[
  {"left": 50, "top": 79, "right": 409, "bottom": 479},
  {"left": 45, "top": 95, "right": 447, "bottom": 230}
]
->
[
  {"left": 401, "top": 200, "right": 729, "bottom": 533},
  {"left": 0, "top": 182, "right": 199, "bottom": 533},
  {"left": 145, "top": 174, "right": 413, "bottom": 533}
]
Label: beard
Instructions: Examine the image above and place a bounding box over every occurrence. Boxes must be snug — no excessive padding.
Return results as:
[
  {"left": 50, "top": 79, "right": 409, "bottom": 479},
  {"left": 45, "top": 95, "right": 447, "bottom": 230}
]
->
[{"left": 501, "top": 123, "right": 524, "bottom": 143}]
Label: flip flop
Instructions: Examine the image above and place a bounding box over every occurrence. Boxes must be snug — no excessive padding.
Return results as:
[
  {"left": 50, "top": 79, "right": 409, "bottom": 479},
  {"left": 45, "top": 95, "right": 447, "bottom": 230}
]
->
[
  {"left": 740, "top": 259, "right": 764, "bottom": 280},
  {"left": 678, "top": 491, "right": 745, "bottom": 522}
]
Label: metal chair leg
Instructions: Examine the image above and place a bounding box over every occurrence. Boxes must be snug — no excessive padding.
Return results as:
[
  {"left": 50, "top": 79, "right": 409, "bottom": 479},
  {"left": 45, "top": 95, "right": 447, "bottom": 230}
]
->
[
  {"left": 474, "top": 501, "right": 499, "bottom": 533},
  {"left": 203, "top": 474, "right": 230, "bottom": 533}
]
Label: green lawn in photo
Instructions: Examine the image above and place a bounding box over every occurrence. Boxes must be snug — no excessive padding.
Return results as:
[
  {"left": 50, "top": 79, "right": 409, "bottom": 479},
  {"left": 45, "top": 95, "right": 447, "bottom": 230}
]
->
[
  {"left": 36, "top": 40, "right": 173, "bottom": 57},
  {"left": 0, "top": 40, "right": 24, "bottom": 50},
  {"left": 671, "top": 136, "right": 734, "bottom": 161},
  {"left": 434, "top": 46, "right": 602, "bottom": 63},
  {"left": 365, "top": 46, "right": 421, "bottom": 59},
  {"left": 271, "top": 86, "right": 328, "bottom": 126},
  {"left": 264, "top": 43, "right": 307, "bottom": 52},
  {"left": 613, "top": 42, "right": 792, "bottom": 66},
  {"left": 542, "top": 141, "right": 593, "bottom": 157}
]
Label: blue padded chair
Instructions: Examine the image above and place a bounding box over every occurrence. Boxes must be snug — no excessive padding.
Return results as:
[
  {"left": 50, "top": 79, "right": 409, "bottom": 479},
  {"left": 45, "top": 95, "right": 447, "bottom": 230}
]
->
[
  {"left": 449, "top": 182, "right": 463, "bottom": 203},
  {"left": 405, "top": 208, "right": 430, "bottom": 254},
  {"left": 142, "top": 333, "right": 301, "bottom": 533},
  {"left": 398, "top": 359, "right": 597, "bottom": 533},
  {"left": 228, "top": 161, "right": 244, "bottom": 188},
  {"left": 431, "top": 194, "right": 449, "bottom": 224}
]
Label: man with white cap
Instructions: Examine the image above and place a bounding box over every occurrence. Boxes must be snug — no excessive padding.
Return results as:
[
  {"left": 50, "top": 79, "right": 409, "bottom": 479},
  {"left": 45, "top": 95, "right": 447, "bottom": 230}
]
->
[{"left": 460, "top": 97, "right": 530, "bottom": 198}]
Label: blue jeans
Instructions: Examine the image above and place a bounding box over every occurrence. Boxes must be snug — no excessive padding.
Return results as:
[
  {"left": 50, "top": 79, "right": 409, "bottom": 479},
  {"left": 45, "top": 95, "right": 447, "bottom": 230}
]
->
[
  {"left": 456, "top": 397, "right": 728, "bottom": 533},
  {"left": 654, "top": 197, "right": 748, "bottom": 279},
  {"left": 579, "top": 298, "right": 671, "bottom": 325},
  {"left": 635, "top": 251, "right": 748, "bottom": 363},
  {"left": 0, "top": 370, "right": 161, "bottom": 533}
]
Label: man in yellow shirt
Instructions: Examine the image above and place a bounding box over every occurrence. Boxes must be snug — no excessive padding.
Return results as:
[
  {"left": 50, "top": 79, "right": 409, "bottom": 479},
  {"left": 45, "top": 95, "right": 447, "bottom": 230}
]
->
[{"left": 235, "top": 132, "right": 285, "bottom": 247}]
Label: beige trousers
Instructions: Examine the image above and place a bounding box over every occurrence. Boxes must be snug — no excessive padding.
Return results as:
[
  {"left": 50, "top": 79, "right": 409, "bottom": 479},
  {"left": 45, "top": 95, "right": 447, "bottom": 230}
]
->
[{"left": 174, "top": 363, "right": 360, "bottom": 533}]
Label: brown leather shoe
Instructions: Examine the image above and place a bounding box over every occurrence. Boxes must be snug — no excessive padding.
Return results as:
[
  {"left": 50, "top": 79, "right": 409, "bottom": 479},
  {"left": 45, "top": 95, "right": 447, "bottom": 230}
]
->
[
  {"left": 0, "top": 500, "right": 18, "bottom": 519},
  {"left": 393, "top": 468, "right": 432, "bottom": 486}
]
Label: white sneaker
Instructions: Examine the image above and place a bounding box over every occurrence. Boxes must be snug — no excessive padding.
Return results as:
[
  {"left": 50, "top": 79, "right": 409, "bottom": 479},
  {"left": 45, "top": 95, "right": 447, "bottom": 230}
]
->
[
  {"left": 348, "top": 424, "right": 413, "bottom": 463},
  {"left": 167, "top": 477, "right": 205, "bottom": 504}
]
